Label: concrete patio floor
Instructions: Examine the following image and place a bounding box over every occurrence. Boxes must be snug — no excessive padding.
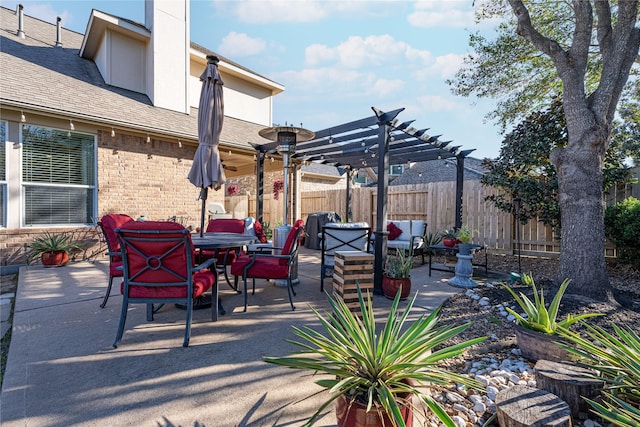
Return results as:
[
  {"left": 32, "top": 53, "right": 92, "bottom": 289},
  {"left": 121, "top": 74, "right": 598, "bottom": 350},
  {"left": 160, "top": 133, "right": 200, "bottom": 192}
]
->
[{"left": 0, "top": 247, "right": 505, "bottom": 427}]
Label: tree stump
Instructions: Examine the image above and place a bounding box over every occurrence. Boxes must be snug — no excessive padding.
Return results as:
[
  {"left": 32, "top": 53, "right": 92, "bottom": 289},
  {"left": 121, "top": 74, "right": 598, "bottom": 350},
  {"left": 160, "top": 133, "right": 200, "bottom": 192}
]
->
[
  {"left": 496, "top": 385, "right": 572, "bottom": 427},
  {"left": 535, "top": 359, "right": 604, "bottom": 420}
]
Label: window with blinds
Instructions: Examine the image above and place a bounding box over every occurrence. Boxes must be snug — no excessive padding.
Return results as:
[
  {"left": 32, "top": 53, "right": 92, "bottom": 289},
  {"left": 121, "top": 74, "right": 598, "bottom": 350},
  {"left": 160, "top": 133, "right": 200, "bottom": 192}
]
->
[
  {"left": 0, "top": 121, "right": 6, "bottom": 227},
  {"left": 22, "top": 125, "right": 96, "bottom": 226}
]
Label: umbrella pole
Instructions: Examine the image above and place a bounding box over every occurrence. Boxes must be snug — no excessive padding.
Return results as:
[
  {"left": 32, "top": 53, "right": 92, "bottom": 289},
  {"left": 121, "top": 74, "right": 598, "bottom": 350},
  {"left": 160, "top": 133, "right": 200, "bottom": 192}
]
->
[{"left": 200, "top": 187, "right": 208, "bottom": 237}]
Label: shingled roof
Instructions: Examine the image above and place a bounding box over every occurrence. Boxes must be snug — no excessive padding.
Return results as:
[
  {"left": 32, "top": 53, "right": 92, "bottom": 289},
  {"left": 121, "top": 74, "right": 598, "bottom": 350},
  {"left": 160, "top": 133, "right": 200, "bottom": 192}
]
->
[
  {"left": 390, "top": 157, "right": 487, "bottom": 185},
  {"left": 0, "top": 6, "right": 269, "bottom": 149}
]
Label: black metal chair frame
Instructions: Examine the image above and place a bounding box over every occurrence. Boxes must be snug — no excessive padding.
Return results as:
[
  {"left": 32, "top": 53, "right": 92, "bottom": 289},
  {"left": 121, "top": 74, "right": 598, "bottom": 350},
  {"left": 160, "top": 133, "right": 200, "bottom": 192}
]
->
[
  {"left": 114, "top": 228, "right": 217, "bottom": 348},
  {"left": 235, "top": 225, "right": 304, "bottom": 312},
  {"left": 320, "top": 225, "right": 371, "bottom": 292}
]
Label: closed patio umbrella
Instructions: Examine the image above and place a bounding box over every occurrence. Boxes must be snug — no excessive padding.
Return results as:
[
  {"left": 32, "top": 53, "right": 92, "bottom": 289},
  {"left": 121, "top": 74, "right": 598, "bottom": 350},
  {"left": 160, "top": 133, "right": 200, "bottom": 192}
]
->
[{"left": 188, "top": 55, "right": 226, "bottom": 236}]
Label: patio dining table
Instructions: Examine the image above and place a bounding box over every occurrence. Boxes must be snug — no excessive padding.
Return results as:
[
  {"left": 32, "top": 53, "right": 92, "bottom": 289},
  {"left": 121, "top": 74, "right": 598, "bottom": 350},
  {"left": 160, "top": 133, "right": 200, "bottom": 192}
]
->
[{"left": 191, "top": 232, "right": 256, "bottom": 289}]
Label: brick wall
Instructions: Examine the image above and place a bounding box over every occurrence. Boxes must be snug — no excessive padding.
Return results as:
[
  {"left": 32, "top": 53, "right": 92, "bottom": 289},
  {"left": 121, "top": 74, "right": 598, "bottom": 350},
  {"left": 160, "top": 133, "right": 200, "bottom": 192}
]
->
[{"left": 1, "top": 130, "right": 225, "bottom": 267}]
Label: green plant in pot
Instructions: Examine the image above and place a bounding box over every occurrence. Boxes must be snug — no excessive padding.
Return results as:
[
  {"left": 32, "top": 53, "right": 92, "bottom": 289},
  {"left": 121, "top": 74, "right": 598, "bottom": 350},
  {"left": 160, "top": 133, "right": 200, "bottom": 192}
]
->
[
  {"left": 439, "top": 228, "right": 457, "bottom": 248},
  {"left": 383, "top": 249, "right": 413, "bottom": 299},
  {"left": 502, "top": 273, "right": 601, "bottom": 362},
  {"left": 264, "top": 285, "right": 487, "bottom": 427},
  {"left": 27, "top": 231, "right": 81, "bottom": 267},
  {"left": 455, "top": 226, "right": 475, "bottom": 255}
]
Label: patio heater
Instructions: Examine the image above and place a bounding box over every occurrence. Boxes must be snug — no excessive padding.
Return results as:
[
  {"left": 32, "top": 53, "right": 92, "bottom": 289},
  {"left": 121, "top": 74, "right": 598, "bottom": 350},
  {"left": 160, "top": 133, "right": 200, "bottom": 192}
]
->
[
  {"left": 258, "top": 125, "right": 315, "bottom": 225},
  {"left": 258, "top": 125, "right": 315, "bottom": 286}
]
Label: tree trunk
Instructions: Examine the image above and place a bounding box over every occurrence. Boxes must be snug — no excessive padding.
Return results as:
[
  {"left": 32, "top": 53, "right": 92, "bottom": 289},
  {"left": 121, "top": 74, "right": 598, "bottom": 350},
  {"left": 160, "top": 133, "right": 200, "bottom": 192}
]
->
[{"left": 551, "top": 135, "right": 611, "bottom": 301}]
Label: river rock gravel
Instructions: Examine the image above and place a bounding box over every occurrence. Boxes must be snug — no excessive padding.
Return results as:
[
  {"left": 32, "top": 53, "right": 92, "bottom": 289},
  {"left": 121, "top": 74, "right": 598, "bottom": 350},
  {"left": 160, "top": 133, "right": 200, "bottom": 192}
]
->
[{"left": 425, "top": 253, "right": 640, "bottom": 427}]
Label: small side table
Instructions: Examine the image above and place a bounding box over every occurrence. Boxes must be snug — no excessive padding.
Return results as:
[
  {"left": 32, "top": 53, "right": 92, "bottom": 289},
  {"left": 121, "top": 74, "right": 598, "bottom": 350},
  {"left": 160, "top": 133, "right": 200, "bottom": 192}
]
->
[
  {"left": 333, "top": 250, "right": 374, "bottom": 317},
  {"left": 427, "top": 244, "right": 487, "bottom": 277}
]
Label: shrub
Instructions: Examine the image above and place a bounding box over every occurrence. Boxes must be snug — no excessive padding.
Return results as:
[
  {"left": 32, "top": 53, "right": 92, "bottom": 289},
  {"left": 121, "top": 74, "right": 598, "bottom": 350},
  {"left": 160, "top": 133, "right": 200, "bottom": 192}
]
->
[
  {"left": 559, "top": 323, "right": 640, "bottom": 426},
  {"left": 604, "top": 196, "right": 640, "bottom": 269}
]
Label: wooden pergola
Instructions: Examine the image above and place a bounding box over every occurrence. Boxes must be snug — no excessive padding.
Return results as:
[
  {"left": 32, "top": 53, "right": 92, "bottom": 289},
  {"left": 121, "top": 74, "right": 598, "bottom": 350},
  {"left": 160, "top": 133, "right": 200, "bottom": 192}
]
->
[{"left": 252, "top": 107, "right": 475, "bottom": 294}]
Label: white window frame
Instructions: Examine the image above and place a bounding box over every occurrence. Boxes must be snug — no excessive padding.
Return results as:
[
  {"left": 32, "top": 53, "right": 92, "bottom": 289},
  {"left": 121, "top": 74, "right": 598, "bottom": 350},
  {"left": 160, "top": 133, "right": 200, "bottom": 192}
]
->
[
  {"left": 20, "top": 124, "right": 97, "bottom": 227},
  {"left": 390, "top": 164, "right": 403, "bottom": 176}
]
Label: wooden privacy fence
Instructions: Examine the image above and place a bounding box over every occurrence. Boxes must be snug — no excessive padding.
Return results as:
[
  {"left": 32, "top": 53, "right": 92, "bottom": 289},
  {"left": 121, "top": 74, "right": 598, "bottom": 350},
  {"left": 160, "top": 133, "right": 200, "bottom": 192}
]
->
[{"left": 228, "top": 180, "right": 633, "bottom": 257}]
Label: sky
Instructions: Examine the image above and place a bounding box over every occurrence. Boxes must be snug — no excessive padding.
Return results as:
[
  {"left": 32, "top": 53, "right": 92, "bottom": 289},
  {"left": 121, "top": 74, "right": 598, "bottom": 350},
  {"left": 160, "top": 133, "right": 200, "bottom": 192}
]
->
[{"left": 3, "top": 0, "right": 506, "bottom": 160}]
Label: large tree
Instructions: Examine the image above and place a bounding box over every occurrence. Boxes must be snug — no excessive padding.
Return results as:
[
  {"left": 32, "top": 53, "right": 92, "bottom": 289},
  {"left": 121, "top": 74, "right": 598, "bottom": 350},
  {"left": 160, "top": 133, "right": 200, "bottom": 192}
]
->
[{"left": 455, "top": 1, "right": 640, "bottom": 301}]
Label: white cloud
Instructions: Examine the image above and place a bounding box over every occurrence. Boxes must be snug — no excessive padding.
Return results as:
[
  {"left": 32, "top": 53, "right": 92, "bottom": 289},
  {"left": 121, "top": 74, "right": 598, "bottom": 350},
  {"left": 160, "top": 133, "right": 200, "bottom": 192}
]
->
[
  {"left": 220, "top": 0, "right": 328, "bottom": 24},
  {"left": 275, "top": 67, "right": 366, "bottom": 94},
  {"left": 6, "top": 2, "right": 73, "bottom": 27},
  {"left": 414, "top": 94, "right": 461, "bottom": 113},
  {"left": 217, "top": 32, "right": 267, "bottom": 57},
  {"left": 407, "top": 0, "right": 475, "bottom": 29},
  {"left": 305, "top": 35, "right": 432, "bottom": 69},
  {"left": 369, "top": 78, "right": 405, "bottom": 98},
  {"left": 413, "top": 53, "right": 464, "bottom": 81}
]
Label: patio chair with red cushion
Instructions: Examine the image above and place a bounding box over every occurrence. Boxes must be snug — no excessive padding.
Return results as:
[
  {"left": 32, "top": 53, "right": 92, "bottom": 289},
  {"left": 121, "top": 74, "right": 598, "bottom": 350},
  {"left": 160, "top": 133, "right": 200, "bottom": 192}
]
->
[
  {"left": 113, "top": 221, "right": 218, "bottom": 348},
  {"left": 97, "top": 213, "right": 134, "bottom": 308},
  {"left": 200, "top": 218, "right": 246, "bottom": 265},
  {"left": 231, "top": 220, "right": 304, "bottom": 312}
]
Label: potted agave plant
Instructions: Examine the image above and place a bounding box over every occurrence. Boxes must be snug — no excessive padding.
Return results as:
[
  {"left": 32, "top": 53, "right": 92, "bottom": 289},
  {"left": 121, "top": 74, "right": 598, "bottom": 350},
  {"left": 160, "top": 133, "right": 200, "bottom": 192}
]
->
[
  {"left": 27, "top": 231, "right": 81, "bottom": 267},
  {"left": 382, "top": 248, "right": 413, "bottom": 300},
  {"left": 264, "top": 285, "right": 487, "bottom": 427},
  {"left": 503, "top": 273, "right": 601, "bottom": 362}
]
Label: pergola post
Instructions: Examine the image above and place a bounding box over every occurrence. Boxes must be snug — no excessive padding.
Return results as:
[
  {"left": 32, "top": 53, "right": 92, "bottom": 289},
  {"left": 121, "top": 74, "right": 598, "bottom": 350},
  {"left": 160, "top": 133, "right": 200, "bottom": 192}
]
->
[
  {"left": 255, "top": 148, "right": 265, "bottom": 223},
  {"left": 346, "top": 167, "right": 353, "bottom": 222},
  {"left": 373, "top": 119, "right": 395, "bottom": 295},
  {"left": 455, "top": 155, "right": 465, "bottom": 229}
]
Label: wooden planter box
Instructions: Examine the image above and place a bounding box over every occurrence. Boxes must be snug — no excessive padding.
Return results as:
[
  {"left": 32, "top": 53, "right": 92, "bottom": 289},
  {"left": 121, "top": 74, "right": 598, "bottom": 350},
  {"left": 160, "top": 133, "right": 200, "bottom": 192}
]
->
[{"left": 332, "top": 250, "right": 374, "bottom": 316}]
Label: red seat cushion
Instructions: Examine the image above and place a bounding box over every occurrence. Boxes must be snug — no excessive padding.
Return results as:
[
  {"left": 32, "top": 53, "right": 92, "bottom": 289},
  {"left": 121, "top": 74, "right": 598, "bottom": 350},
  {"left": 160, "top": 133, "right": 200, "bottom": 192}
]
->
[
  {"left": 100, "top": 213, "right": 134, "bottom": 263},
  {"left": 122, "top": 271, "right": 215, "bottom": 299},
  {"left": 199, "top": 249, "right": 237, "bottom": 266},
  {"left": 206, "top": 218, "right": 246, "bottom": 234},
  {"left": 231, "top": 254, "right": 289, "bottom": 279},
  {"left": 109, "top": 260, "right": 123, "bottom": 277}
]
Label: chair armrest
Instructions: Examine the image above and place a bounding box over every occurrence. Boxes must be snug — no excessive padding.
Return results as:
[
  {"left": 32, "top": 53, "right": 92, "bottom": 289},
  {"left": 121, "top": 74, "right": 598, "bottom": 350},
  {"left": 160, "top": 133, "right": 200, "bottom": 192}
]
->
[{"left": 194, "top": 257, "right": 217, "bottom": 272}]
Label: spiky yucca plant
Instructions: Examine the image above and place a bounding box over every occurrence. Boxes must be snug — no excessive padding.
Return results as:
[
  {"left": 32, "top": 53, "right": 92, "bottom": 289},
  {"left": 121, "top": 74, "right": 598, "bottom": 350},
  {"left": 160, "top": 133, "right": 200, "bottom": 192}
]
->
[
  {"left": 559, "top": 323, "right": 640, "bottom": 427},
  {"left": 264, "top": 285, "right": 487, "bottom": 427},
  {"left": 502, "top": 273, "right": 601, "bottom": 334}
]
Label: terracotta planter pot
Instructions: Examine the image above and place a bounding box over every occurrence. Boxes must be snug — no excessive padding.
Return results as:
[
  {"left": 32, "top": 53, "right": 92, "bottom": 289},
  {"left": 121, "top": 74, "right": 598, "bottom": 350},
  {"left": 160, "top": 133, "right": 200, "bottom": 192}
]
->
[
  {"left": 382, "top": 276, "right": 411, "bottom": 300},
  {"left": 514, "top": 324, "right": 572, "bottom": 363},
  {"left": 40, "top": 251, "right": 69, "bottom": 267},
  {"left": 335, "top": 394, "right": 413, "bottom": 427},
  {"left": 442, "top": 237, "right": 457, "bottom": 248}
]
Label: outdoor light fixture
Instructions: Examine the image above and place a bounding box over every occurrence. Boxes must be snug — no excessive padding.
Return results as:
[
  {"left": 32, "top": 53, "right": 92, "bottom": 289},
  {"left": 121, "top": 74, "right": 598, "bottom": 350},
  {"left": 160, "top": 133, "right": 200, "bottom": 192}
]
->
[
  {"left": 146, "top": 134, "right": 151, "bottom": 143},
  {"left": 111, "top": 127, "right": 115, "bottom": 137},
  {"left": 69, "top": 120, "right": 75, "bottom": 131},
  {"left": 20, "top": 111, "right": 26, "bottom": 123},
  {"left": 328, "top": 136, "right": 333, "bottom": 144},
  {"left": 178, "top": 139, "right": 182, "bottom": 148}
]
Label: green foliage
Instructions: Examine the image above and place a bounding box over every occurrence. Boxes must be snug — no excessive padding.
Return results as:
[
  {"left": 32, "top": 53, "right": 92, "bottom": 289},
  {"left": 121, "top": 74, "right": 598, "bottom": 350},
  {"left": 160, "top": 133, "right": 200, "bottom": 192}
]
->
[
  {"left": 455, "top": 226, "right": 474, "bottom": 244},
  {"left": 611, "top": 81, "right": 640, "bottom": 166},
  {"left": 481, "top": 100, "right": 633, "bottom": 232},
  {"left": 439, "top": 229, "right": 457, "bottom": 239},
  {"left": 604, "top": 197, "right": 640, "bottom": 269},
  {"left": 384, "top": 249, "right": 413, "bottom": 279},
  {"left": 558, "top": 323, "right": 640, "bottom": 426},
  {"left": 264, "top": 285, "right": 487, "bottom": 427},
  {"left": 27, "top": 231, "right": 81, "bottom": 262},
  {"left": 262, "top": 221, "right": 272, "bottom": 240},
  {"left": 502, "top": 273, "right": 601, "bottom": 334},
  {"left": 448, "top": 2, "right": 638, "bottom": 132},
  {"left": 422, "top": 231, "right": 442, "bottom": 248}
]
